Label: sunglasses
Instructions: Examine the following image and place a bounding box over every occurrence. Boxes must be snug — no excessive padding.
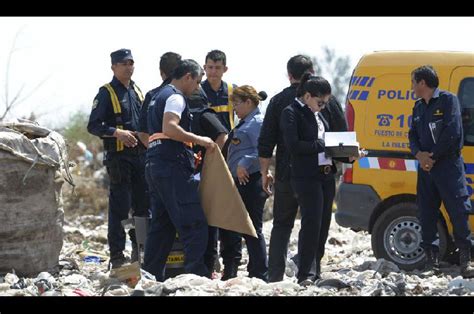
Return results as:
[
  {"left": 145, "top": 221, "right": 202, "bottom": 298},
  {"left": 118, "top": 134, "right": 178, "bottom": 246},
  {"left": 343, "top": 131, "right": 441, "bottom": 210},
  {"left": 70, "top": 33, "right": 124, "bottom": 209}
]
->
[{"left": 314, "top": 97, "right": 328, "bottom": 108}]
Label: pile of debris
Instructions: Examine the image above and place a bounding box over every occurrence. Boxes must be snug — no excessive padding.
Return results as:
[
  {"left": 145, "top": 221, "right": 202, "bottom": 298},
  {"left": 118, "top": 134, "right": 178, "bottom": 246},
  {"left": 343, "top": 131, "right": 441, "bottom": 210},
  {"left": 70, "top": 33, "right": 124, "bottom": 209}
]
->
[{"left": 1, "top": 213, "right": 473, "bottom": 296}]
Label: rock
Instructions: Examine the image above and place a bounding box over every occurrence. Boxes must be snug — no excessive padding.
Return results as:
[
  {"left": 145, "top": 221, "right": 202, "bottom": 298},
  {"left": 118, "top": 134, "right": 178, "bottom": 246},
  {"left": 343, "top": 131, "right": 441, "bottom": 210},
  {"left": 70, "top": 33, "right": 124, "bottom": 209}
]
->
[
  {"left": 315, "top": 278, "right": 351, "bottom": 290},
  {"left": 361, "top": 282, "right": 383, "bottom": 296},
  {"left": 4, "top": 273, "right": 19, "bottom": 285},
  {"left": 448, "top": 276, "right": 474, "bottom": 292}
]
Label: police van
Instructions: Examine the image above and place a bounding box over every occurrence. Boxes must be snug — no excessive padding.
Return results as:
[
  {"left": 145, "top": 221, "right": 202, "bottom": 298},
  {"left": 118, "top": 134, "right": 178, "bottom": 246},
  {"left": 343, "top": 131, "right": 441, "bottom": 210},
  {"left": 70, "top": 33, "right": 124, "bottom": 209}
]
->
[{"left": 335, "top": 51, "right": 474, "bottom": 270}]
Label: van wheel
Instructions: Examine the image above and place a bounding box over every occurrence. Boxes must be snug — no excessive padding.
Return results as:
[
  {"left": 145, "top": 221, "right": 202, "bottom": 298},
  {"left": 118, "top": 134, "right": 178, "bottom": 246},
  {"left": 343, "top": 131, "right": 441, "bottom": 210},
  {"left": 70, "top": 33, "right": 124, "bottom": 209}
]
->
[{"left": 371, "top": 202, "right": 451, "bottom": 271}]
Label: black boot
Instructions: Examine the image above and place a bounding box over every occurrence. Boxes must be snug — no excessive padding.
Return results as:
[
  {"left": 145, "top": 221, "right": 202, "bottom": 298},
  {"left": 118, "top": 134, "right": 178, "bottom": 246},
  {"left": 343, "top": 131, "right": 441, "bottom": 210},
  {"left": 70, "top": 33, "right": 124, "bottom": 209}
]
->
[
  {"left": 221, "top": 262, "right": 238, "bottom": 281},
  {"left": 109, "top": 252, "right": 127, "bottom": 269},
  {"left": 423, "top": 248, "right": 440, "bottom": 271},
  {"left": 129, "top": 228, "right": 139, "bottom": 263},
  {"left": 131, "top": 243, "right": 139, "bottom": 263},
  {"left": 459, "top": 247, "right": 474, "bottom": 278},
  {"left": 204, "top": 257, "right": 216, "bottom": 278}
]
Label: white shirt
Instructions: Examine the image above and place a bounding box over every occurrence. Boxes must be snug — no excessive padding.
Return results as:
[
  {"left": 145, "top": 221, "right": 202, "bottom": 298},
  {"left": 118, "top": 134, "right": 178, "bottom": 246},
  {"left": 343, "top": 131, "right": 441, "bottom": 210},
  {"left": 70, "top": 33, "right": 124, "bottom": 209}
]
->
[
  {"left": 164, "top": 85, "right": 186, "bottom": 117},
  {"left": 295, "top": 98, "right": 332, "bottom": 166},
  {"left": 316, "top": 112, "right": 332, "bottom": 166}
]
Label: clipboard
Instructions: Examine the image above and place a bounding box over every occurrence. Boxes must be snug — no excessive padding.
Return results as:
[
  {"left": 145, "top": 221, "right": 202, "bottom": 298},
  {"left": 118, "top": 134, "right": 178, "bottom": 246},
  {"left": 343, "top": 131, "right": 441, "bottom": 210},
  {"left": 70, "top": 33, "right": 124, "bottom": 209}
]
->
[{"left": 324, "top": 132, "right": 360, "bottom": 157}]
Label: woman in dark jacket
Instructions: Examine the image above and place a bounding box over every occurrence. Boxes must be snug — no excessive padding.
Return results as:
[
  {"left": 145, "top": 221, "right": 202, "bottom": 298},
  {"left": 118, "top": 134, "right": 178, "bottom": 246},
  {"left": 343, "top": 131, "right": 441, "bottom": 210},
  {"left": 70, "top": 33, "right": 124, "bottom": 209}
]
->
[{"left": 280, "top": 73, "right": 361, "bottom": 286}]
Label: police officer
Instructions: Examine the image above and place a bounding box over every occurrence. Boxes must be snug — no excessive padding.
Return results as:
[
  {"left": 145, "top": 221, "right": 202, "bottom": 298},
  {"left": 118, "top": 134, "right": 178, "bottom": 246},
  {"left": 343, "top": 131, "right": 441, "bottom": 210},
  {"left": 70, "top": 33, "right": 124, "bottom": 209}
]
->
[
  {"left": 225, "top": 85, "right": 269, "bottom": 281},
  {"left": 201, "top": 49, "right": 236, "bottom": 131},
  {"left": 143, "top": 59, "right": 217, "bottom": 281},
  {"left": 408, "top": 65, "right": 474, "bottom": 278},
  {"left": 200, "top": 49, "right": 242, "bottom": 278},
  {"left": 87, "top": 48, "right": 148, "bottom": 269},
  {"left": 137, "top": 52, "right": 182, "bottom": 147}
]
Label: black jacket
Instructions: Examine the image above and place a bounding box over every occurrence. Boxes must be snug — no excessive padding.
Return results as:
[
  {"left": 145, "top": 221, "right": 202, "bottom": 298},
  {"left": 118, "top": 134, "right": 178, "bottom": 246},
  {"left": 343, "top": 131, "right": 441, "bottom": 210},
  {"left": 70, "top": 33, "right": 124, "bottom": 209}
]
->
[
  {"left": 258, "top": 83, "right": 347, "bottom": 181},
  {"left": 280, "top": 100, "right": 325, "bottom": 178},
  {"left": 258, "top": 84, "right": 298, "bottom": 181}
]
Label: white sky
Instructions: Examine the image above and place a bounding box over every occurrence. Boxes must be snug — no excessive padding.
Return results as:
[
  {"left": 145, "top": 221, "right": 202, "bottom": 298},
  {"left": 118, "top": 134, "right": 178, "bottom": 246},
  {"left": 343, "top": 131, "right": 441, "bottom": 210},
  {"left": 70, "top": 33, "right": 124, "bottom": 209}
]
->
[{"left": 1, "top": 16, "right": 473, "bottom": 128}]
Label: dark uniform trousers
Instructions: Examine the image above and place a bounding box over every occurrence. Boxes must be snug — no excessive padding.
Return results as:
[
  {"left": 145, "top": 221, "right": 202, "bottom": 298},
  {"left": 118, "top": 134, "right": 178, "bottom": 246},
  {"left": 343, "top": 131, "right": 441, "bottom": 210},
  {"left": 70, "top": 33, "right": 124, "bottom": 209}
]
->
[
  {"left": 143, "top": 157, "right": 209, "bottom": 281},
  {"left": 235, "top": 172, "right": 269, "bottom": 280},
  {"left": 105, "top": 150, "right": 148, "bottom": 256},
  {"left": 290, "top": 171, "right": 335, "bottom": 282},
  {"left": 267, "top": 179, "right": 299, "bottom": 282},
  {"left": 205, "top": 227, "right": 242, "bottom": 273},
  {"left": 268, "top": 177, "right": 335, "bottom": 282},
  {"left": 417, "top": 154, "right": 472, "bottom": 251}
]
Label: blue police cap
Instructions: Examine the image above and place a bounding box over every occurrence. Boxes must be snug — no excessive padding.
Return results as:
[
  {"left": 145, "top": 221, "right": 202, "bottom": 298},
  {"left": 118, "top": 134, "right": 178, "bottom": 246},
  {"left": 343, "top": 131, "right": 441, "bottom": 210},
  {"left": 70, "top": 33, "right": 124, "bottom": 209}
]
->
[{"left": 110, "top": 48, "right": 134, "bottom": 64}]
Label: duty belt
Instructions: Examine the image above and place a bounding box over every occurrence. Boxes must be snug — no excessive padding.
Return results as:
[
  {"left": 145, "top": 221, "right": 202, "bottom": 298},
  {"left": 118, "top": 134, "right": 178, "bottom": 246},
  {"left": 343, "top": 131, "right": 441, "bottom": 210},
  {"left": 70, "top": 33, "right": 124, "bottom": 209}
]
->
[{"left": 149, "top": 132, "right": 193, "bottom": 149}]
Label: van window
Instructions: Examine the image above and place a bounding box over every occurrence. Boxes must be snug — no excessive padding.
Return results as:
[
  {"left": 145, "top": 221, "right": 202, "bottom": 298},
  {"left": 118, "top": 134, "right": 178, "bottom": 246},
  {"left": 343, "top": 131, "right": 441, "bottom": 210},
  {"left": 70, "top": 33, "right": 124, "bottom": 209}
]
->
[{"left": 459, "top": 78, "right": 474, "bottom": 146}]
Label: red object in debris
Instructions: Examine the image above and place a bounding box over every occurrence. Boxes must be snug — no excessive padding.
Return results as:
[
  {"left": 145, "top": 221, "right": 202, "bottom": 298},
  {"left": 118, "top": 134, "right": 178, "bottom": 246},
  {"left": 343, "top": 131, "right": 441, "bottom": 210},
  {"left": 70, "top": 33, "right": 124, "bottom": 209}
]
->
[{"left": 72, "top": 288, "right": 92, "bottom": 296}]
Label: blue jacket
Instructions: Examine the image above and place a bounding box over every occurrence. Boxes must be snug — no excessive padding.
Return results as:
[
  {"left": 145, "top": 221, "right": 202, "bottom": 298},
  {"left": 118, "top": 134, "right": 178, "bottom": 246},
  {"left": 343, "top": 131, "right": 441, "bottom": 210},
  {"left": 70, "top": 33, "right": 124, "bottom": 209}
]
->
[
  {"left": 147, "top": 85, "right": 194, "bottom": 170},
  {"left": 227, "top": 107, "right": 263, "bottom": 178},
  {"left": 408, "top": 89, "right": 463, "bottom": 161},
  {"left": 87, "top": 76, "right": 143, "bottom": 152},
  {"left": 201, "top": 80, "right": 236, "bottom": 131},
  {"left": 138, "top": 77, "right": 172, "bottom": 134}
]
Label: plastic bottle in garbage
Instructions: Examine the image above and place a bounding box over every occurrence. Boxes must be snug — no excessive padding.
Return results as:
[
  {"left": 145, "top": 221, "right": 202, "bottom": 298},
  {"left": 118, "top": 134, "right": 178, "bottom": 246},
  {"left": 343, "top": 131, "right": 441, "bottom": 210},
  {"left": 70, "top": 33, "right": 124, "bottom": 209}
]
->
[{"left": 285, "top": 258, "right": 298, "bottom": 278}]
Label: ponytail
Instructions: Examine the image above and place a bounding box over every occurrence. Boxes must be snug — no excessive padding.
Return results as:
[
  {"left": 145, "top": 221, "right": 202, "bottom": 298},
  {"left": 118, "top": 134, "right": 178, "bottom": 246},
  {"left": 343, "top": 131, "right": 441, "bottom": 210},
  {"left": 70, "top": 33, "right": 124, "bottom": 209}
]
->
[{"left": 296, "top": 74, "right": 332, "bottom": 98}]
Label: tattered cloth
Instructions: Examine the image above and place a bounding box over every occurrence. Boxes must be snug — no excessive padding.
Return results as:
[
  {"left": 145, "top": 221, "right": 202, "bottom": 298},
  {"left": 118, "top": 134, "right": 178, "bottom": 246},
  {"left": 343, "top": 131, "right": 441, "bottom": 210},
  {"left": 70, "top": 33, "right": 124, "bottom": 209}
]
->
[
  {"left": 0, "top": 120, "right": 73, "bottom": 276},
  {"left": 199, "top": 147, "right": 257, "bottom": 238}
]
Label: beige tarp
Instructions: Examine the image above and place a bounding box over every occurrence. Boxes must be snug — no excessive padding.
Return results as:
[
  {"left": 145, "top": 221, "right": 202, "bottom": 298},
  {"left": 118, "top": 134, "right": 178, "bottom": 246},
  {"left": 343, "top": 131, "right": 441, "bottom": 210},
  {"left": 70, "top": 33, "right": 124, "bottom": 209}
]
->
[{"left": 199, "top": 148, "right": 257, "bottom": 238}]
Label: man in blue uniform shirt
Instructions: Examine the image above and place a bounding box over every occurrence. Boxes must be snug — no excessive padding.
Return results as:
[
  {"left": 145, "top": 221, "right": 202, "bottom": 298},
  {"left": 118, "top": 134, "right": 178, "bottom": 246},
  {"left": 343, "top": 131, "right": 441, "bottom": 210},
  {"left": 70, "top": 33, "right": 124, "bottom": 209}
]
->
[
  {"left": 408, "top": 65, "right": 473, "bottom": 278},
  {"left": 87, "top": 48, "right": 148, "bottom": 269},
  {"left": 143, "top": 59, "right": 217, "bottom": 281},
  {"left": 199, "top": 49, "right": 242, "bottom": 279},
  {"left": 137, "top": 52, "right": 182, "bottom": 147},
  {"left": 201, "top": 49, "right": 236, "bottom": 131}
]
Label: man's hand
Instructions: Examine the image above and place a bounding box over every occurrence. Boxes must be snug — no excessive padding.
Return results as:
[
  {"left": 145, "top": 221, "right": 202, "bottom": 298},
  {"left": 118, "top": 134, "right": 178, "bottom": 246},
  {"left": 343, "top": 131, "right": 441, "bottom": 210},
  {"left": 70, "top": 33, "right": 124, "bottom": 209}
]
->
[
  {"left": 237, "top": 165, "right": 250, "bottom": 185},
  {"left": 262, "top": 170, "right": 274, "bottom": 195},
  {"left": 415, "top": 151, "right": 435, "bottom": 172},
  {"left": 196, "top": 136, "right": 217, "bottom": 152},
  {"left": 114, "top": 129, "right": 138, "bottom": 147}
]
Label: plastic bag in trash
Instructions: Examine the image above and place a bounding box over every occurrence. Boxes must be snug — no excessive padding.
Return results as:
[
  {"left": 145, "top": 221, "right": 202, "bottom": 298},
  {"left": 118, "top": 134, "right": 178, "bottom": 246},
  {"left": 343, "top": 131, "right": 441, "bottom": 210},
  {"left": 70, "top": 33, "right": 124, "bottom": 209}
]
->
[
  {"left": 35, "top": 279, "right": 53, "bottom": 294},
  {"left": 84, "top": 256, "right": 102, "bottom": 264}
]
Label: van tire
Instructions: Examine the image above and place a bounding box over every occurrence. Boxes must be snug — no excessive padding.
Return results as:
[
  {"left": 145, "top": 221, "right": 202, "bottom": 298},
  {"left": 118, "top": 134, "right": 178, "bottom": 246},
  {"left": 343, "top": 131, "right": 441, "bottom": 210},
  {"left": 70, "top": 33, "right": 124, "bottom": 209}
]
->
[{"left": 371, "top": 202, "right": 451, "bottom": 271}]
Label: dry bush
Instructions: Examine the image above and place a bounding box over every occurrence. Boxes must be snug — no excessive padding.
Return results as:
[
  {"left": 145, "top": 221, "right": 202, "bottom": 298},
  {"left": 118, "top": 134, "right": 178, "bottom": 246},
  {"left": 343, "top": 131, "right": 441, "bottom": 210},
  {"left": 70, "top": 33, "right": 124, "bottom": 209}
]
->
[{"left": 62, "top": 173, "right": 108, "bottom": 219}]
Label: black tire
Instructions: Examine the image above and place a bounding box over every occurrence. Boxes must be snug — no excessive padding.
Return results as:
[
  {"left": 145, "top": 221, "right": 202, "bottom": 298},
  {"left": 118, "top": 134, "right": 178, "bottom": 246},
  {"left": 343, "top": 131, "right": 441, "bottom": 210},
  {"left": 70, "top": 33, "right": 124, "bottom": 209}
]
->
[{"left": 371, "top": 202, "right": 451, "bottom": 271}]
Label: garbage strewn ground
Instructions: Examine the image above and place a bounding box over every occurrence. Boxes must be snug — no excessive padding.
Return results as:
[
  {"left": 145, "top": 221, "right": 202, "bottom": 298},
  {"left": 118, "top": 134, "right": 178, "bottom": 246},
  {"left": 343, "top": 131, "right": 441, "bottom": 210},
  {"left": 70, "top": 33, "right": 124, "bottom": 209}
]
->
[{"left": 1, "top": 207, "right": 473, "bottom": 296}]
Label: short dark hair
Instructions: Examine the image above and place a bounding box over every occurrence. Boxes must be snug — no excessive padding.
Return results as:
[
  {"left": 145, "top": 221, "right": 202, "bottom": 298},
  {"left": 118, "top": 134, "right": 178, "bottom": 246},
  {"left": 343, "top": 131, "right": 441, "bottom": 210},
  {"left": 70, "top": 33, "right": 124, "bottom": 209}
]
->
[
  {"left": 296, "top": 73, "right": 331, "bottom": 97},
  {"left": 205, "top": 50, "right": 227, "bottom": 66},
  {"left": 412, "top": 65, "right": 439, "bottom": 88},
  {"left": 160, "top": 52, "right": 182, "bottom": 78},
  {"left": 172, "top": 59, "right": 203, "bottom": 80},
  {"left": 287, "top": 55, "right": 314, "bottom": 81}
]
